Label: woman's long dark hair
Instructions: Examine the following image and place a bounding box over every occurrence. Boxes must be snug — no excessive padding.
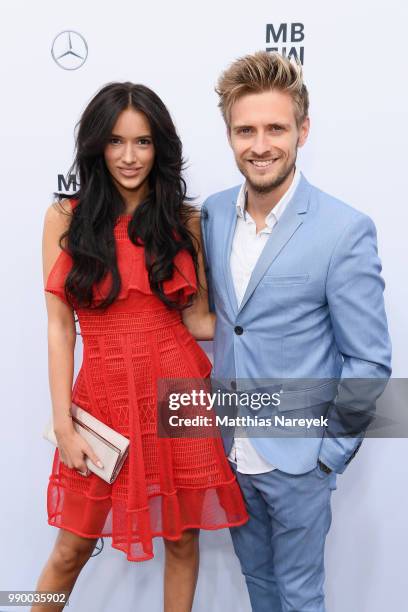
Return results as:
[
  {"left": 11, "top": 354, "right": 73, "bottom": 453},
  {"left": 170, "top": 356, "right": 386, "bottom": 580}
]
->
[{"left": 58, "top": 82, "right": 198, "bottom": 310}]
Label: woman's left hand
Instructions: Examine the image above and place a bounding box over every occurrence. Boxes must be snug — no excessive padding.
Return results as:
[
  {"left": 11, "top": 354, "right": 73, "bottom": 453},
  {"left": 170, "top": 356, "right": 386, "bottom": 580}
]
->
[{"left": 183, "top": 311, "right": 216, "bottom": 341}]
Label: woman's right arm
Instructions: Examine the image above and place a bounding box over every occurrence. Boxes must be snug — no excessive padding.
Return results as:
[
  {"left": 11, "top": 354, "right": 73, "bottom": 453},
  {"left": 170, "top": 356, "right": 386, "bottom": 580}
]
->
[{"left": 43, "top": 202, "right": 103, "bottom": 473}]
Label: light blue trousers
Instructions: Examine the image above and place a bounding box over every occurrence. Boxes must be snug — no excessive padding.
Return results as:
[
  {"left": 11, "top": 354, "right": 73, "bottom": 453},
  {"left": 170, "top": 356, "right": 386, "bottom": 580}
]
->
[{"left": 229, "top": 462, "right": 337, "bottom": 612}]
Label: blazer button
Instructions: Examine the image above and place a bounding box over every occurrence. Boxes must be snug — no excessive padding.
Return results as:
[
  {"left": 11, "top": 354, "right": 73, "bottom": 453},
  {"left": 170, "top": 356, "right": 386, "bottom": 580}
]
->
[{"left": 234, "top": 326, "right": 244, "bottom": 335}]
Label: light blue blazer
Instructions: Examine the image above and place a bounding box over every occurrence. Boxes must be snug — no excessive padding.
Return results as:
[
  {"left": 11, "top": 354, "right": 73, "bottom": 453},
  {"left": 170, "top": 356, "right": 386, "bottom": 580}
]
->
[{"left": 201, "top": 174, "right": 392, "bottom": 474}]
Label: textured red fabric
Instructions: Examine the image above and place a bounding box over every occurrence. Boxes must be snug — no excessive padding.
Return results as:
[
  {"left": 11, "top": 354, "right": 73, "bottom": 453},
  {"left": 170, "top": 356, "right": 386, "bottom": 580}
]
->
[{"left": 44, "top": 204, "right": 248, "bottom": 561}]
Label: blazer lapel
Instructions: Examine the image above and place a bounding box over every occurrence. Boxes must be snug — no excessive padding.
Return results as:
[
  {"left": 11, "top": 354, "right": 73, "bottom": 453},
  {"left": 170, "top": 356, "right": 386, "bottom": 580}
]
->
[
  {"left": 222, "top": 191, "right": 240, "bottom": 316},
  {"left": 237, "top": 174, "right": 312, "bottom": 315}
]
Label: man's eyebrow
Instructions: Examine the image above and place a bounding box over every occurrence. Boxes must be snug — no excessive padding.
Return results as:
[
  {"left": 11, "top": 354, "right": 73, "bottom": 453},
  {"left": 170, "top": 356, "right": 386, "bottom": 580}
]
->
[
  {"left": 268, "top": 122, "right": 290, "bottom": 129},
  {"left": 231, "top": 124, "right": 253, "bottom": 131},
  {"left": 231, "top": 122, "right": 291, "bottom": 131}
]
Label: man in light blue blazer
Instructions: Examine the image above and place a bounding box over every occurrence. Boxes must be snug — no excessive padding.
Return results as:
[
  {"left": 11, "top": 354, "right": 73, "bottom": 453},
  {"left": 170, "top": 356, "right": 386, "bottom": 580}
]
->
[{"left": 201, "top": 51, "right": 391, "bottom": 611}]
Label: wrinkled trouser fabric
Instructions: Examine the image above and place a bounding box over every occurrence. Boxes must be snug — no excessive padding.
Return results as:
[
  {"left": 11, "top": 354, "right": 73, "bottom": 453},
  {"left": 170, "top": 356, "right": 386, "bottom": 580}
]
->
[{"left": 229, "top": 462, "right": 337, "bottom": 612}]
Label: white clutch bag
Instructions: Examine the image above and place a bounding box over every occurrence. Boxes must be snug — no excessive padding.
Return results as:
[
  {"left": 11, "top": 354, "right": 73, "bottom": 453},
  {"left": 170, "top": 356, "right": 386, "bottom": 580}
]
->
[{"left": 43, "top": 403, "right": 130, "bottom": 484}]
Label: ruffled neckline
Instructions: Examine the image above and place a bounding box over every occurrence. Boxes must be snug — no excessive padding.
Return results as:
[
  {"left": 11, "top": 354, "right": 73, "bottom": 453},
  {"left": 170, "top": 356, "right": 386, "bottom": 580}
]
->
[
  {"left": 45, "top": 230, "right": 197, "bottom": 307},
  {"left": 44, "top": 199, "right": 197, "bottom": 306}
]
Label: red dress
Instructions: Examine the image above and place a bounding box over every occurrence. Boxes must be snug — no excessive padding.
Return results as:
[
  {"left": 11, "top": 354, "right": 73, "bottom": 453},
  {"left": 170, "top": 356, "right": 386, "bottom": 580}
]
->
[{"left": 44, "top": 204, "right": 248, "bottom": 562}]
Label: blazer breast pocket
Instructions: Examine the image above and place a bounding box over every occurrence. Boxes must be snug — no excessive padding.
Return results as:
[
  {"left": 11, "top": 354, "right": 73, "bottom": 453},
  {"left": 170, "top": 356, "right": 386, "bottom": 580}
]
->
[{"left": 262, "top": 273, "right": 310, "bottom": 286}]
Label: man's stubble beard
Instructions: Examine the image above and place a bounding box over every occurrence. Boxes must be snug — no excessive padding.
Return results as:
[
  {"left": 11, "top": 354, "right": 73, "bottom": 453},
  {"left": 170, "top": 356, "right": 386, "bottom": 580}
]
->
[{"left": 241, "top": 145, "right": 298, "bottom": 196}]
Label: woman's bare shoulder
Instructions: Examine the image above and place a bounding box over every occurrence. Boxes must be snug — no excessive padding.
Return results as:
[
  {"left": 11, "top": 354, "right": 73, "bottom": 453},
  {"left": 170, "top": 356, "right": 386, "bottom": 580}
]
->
[
  {"left": 44, "top": 198, "right": 74, "bottom": 224},
  {"left": 42, "top": 199, "right": 76, "bottom": 264}
]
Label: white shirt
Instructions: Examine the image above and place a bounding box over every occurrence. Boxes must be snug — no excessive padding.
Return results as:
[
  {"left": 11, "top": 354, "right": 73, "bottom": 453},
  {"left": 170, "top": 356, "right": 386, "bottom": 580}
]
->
[{"left": 228, "top": 168, "right": 301, "bottom": 474}]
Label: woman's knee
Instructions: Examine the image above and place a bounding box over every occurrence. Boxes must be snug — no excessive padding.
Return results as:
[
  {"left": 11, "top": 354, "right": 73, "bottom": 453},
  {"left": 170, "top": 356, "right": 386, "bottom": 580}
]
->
[
  {"left": 51, "top": 530, "right": 98, "bottom": 573},
  {"left": 164, "top": 529, "right": 199, "bottom": 560}
]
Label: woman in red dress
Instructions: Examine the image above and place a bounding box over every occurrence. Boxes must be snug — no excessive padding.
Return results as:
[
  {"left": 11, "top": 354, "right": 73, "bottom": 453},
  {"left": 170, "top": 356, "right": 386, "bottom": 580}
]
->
[{"left": 34, "top": 83, "right": 248, "bottom": 611}]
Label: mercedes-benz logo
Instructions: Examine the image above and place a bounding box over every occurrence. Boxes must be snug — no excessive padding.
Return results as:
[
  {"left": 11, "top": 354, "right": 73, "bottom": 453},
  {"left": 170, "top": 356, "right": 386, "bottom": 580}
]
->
[{"left": 51, "top": 30, "right": 88, "bottom": 70}]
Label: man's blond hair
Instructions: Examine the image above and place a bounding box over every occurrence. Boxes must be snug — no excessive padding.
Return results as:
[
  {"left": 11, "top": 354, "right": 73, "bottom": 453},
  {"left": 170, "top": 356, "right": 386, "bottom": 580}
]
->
[{"left": 216, "top": 51, "right": 309, "bottom": 128}]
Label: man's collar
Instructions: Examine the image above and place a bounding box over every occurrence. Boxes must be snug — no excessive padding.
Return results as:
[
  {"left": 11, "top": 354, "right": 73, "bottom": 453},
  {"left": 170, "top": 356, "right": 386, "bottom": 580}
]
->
[{"left": 236, "top": 167, "right": 301, "bottom": 223}]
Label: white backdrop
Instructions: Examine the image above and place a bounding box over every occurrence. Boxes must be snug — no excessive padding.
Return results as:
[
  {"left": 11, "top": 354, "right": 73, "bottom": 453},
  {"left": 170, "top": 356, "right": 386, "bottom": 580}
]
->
[{"left": 1, "top": 1, "right": 407, "bottom": 610}]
